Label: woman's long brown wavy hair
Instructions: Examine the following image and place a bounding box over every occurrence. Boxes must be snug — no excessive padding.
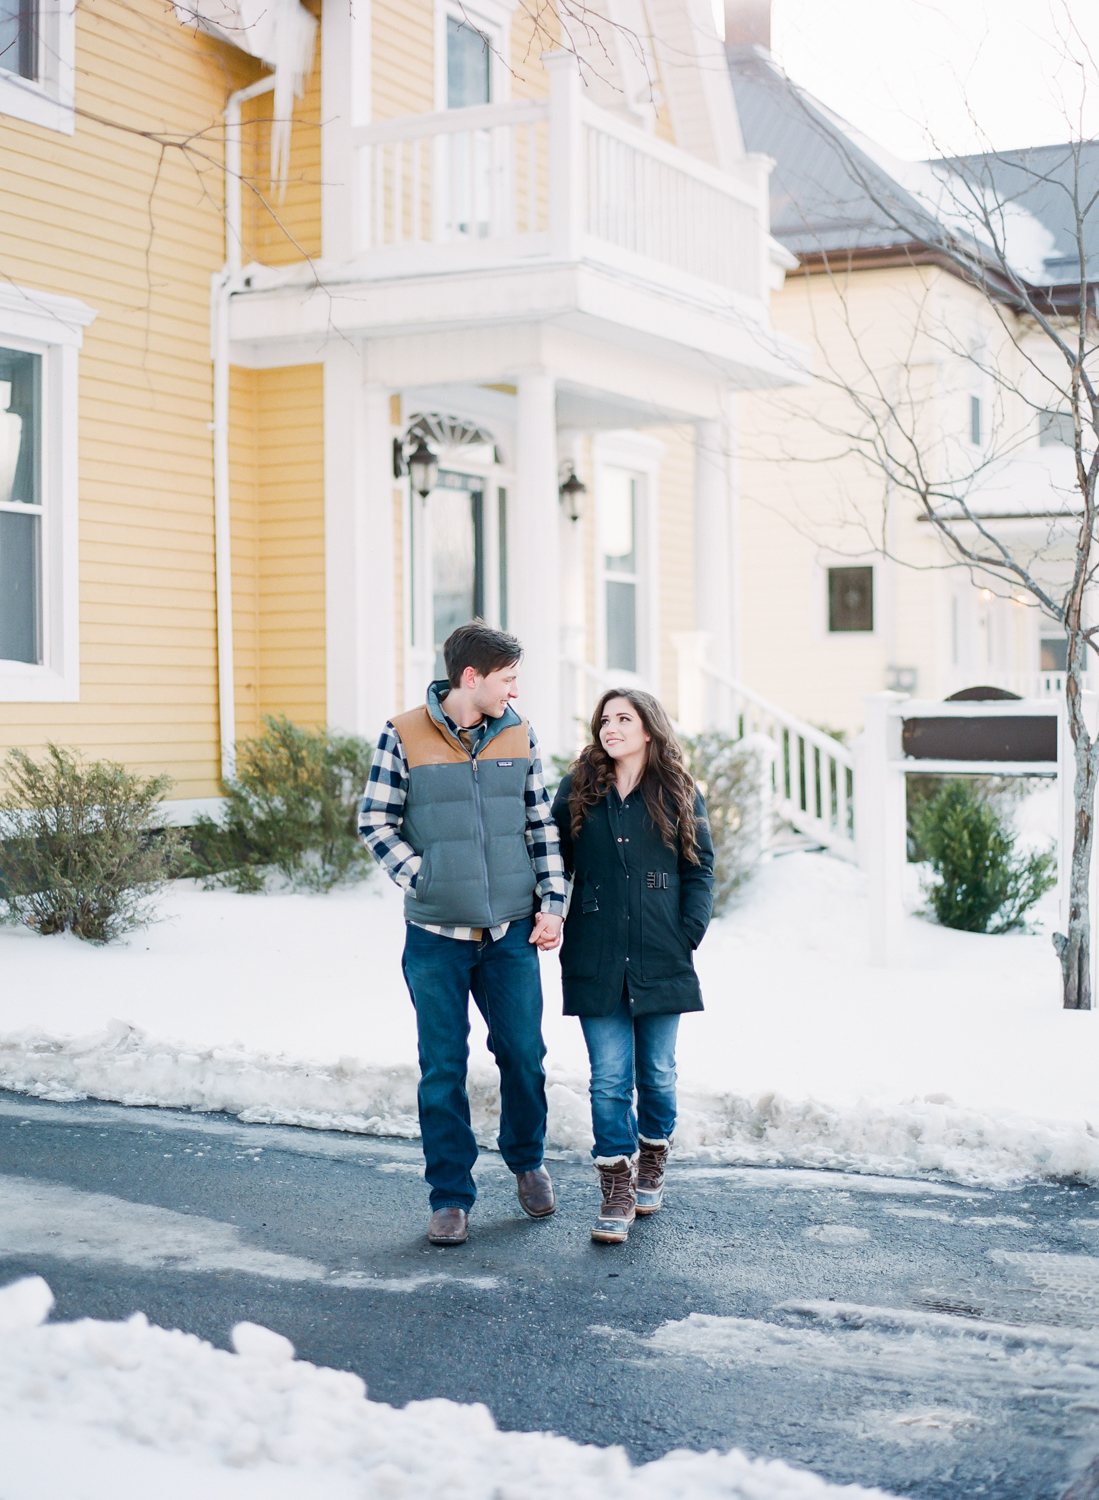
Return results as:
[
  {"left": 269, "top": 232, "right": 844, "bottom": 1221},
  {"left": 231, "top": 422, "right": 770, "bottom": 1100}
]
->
[{"left": 567, "top": 688, "right": 701, "bottom": 863}]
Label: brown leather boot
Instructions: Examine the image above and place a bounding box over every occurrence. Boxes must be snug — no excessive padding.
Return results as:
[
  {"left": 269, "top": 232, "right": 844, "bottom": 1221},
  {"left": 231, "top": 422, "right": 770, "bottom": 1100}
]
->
[
  {"left": 516, "top": 1165, "right": 556, "bottom": 1218},
  {"left": 428, "top": 1207, "right": 469, "bottom": 1244},
  {"left": 636, "top": 1136, "right": 671, "bottom": 1215},
  {"left": 591, "top": 1156, "right": 637, "bottom": 1244}
]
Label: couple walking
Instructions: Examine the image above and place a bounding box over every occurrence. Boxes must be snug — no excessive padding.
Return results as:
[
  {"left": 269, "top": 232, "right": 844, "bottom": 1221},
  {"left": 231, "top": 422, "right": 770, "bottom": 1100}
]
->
[{"left": 359, "top": 622, "right": 714, "bottom": 1246}]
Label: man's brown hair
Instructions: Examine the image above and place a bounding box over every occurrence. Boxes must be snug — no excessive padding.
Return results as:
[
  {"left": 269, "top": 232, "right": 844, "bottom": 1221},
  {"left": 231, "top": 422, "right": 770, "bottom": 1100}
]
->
[{"left": 442, "top": 621, "right": 523, "bottom": 688}]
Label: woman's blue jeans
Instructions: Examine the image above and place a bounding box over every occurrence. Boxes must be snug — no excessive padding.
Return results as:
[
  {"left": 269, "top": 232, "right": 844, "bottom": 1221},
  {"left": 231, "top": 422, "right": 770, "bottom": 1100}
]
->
[{"left": 579, "top": 987, "right": 679, "bottom": 1159}]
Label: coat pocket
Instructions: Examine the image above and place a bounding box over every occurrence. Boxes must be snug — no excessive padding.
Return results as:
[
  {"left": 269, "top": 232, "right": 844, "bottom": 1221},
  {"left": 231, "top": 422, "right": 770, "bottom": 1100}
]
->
[
  {"left": 562, "top": 881, "right": 602, "bottom": 978},
  {"left": 639, "top": 879, "right": 692, "bottom": 980}
]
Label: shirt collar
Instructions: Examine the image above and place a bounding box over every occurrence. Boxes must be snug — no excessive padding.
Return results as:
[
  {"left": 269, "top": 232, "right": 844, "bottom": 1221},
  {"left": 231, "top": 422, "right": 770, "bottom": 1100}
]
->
[{"left": 427, "top": 679, "right": 520, "bottom": 746}]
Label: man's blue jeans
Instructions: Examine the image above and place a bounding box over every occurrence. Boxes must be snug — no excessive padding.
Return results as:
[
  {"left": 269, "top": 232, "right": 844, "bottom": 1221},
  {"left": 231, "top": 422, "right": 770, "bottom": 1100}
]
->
[
  {"left": 402, "top": 917, "right": 547, "bottom": 1211},
  {"left": 579, "top": 987, "right": 680, "bottom": 1159}
]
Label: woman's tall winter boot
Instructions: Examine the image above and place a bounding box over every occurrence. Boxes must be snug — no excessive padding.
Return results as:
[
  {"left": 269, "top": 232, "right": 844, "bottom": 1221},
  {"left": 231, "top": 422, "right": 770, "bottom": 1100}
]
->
[
  {"left": 635, "top": 1136, "right": 671, "bottom": 1215},
  {"left": 592, "top": 1156, "right": 637, "bottom": 1244}
]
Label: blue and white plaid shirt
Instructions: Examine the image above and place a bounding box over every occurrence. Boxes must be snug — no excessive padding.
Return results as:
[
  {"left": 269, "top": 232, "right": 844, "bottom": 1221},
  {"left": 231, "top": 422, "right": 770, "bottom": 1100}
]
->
[{"left": 359, "top": 708, "right": 567, "bottom": 943}]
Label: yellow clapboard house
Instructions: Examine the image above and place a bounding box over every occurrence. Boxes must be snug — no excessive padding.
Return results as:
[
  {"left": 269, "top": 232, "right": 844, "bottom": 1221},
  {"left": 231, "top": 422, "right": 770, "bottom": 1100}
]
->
[{"left": 0, "top": 0, "right": 806, "bottom": 815}]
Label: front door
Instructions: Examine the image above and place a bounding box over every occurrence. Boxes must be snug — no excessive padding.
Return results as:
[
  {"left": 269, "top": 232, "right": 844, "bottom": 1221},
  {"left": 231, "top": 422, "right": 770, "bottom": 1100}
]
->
[{"left": 430, "top": 469, "right": 484, "bottom": 679}]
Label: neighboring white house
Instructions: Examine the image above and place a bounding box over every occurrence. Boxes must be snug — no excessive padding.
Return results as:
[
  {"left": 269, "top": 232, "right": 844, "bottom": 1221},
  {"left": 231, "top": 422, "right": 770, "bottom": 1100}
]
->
[{"left": 723, "top": 7, "right": 1099, "bottom": 738}]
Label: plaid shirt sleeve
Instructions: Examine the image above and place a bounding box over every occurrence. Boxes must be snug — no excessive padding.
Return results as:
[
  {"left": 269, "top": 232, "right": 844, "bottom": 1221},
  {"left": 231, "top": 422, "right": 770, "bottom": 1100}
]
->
[
  {"left": 525, "top": 725, "right": 568, "bottom": 917},
  {"left": 358, "top": 724, "right": 422, "bottom": 891}
]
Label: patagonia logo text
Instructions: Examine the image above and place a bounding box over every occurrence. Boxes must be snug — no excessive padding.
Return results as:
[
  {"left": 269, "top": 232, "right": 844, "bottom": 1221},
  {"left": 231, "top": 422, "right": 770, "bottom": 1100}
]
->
[{"left": 496, "top": 759, "right": 514, "bottom": 767}]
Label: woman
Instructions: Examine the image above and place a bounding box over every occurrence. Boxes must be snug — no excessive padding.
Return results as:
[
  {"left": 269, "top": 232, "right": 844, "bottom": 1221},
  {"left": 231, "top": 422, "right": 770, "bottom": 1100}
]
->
[{"left": 552, "top": 689, "right": 714, "bottom": 1245}]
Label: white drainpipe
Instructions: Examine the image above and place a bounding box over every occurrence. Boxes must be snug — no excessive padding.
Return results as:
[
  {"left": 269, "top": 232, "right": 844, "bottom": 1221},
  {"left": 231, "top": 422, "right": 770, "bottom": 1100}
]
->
[{"left": 212, "top": 74, "right": 275, "bottom": 781}]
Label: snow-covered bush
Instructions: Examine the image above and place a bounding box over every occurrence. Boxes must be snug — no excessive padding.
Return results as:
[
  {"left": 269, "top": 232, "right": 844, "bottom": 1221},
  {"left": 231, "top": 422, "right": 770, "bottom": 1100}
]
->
[
  {"left": 682, "top": 730, "right": 764, "bottom": 915},
  {"left": 187, "top": 715, "right": 374, "bottom": 894},
  {"left": 913, "top": 779, "right": 1055, "bottom": 934},
  {"left": 906, "top": 772, "right": 1038, "bottom": 863},
  {"left": 0, "top": 745, "right": 182, "bottom": 943}
]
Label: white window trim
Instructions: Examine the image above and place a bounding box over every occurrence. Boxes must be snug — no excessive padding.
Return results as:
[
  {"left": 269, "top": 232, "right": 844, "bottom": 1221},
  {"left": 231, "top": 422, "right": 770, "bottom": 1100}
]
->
[
  {"left": 0, "top": 283, "right": 95, "bottom": 703},
  {"left": 433, "top": 0, "right": 516, "bottom": 112},
  {"left": 592, "top": 430, "right": 662, "bottom": 690},
  {"left": 401, "top": 434, "right": 512, "bottom": 709},
  {"left": 0, "top": 0, "right": 75, "bottom": 134}
]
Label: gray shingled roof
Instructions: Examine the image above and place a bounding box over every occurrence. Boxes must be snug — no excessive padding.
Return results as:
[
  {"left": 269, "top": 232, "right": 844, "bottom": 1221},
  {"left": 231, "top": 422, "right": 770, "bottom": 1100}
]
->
[
  {"left": 943, "top": 143, "right": 1099, "bottom": 286},
  {"left": 728, "top": 45, "right": 1099, "bottom": 289}
]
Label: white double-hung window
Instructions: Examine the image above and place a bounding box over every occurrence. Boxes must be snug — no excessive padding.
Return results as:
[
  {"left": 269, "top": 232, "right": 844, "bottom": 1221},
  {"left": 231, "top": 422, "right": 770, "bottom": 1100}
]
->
[
  {"left": 0, "top": 346, "right": 42, "bottom": 665},
  {"left": 0, "top": 0, "right": 75, "bottom": 133},
  {"left": 0, "top": 284, "right": 94, "bottom": 702},
  {"left": 594, "top": 436, "right": 661, "bottom": 684}
]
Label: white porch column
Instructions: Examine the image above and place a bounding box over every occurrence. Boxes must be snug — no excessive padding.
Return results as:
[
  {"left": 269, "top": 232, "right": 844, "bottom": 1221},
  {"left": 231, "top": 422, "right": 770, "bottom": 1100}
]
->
[
  {"left": 511, "top": 369, "right": 562, "bottom": 754},
  {"left": 694, "top": 407, "right": 735, "bottom": 727},
  {"left": 559, "top": 431, "right": 586, "bottom": 753},
  {"left": 325, "top": 345, "right": 396, "bottom": 735}
]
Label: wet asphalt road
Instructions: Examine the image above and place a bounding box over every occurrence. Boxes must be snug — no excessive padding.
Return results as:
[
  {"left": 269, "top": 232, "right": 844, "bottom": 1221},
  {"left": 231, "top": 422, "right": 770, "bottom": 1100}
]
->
[{"left": 3, "top": 1089, "right": 1099, "bottom": 1499}]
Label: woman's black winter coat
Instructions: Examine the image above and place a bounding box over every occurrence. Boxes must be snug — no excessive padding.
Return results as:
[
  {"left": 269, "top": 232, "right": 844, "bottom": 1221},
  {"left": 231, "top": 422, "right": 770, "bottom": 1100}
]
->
[{"left": 551, "top": 773, "right": 715, "bottom": 1017}]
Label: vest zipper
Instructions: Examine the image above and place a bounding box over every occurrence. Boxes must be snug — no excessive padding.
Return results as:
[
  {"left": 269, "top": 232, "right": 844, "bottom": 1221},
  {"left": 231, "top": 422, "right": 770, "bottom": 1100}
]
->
[{"left": 470, "top": 754, "right": 493, "bottom": 924}]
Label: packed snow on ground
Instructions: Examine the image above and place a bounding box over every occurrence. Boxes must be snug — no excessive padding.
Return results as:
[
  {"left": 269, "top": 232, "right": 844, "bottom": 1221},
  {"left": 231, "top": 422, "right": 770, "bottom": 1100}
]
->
[
  {"left": 2, "top": 844, "right": 1097, "bottom": 1187},
  {"left": 0, "top": 1275, "right": 893, "bottom": 1500}
]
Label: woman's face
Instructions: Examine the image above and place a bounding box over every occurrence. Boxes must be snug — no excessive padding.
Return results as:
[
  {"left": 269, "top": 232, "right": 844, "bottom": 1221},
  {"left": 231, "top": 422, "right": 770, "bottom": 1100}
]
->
[{"left": 599, "top": 697, "right": 651, "bottom": 761}]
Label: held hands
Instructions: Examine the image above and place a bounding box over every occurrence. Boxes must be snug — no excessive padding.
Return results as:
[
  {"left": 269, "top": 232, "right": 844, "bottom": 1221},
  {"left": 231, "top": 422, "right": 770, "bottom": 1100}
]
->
[{"left": 529, "top": 912, "right": 563, "bottom": 951}]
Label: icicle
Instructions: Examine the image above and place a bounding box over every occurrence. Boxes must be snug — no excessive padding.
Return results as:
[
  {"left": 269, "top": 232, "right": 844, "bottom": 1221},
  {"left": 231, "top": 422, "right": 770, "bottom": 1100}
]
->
[{"left": 266, "top": 0, "right": 317, "bottom": 199}]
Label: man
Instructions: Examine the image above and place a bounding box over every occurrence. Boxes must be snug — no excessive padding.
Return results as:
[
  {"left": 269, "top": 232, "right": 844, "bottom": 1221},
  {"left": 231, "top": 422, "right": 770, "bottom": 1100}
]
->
[{"left": 359, "top": 622, "right": 566, "bottom": 1245}]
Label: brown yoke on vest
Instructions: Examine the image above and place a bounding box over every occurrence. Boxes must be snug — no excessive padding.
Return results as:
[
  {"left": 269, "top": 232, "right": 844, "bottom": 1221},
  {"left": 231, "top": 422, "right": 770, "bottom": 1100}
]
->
[{"left": 393, "top": 704, "right": 536, "bottom": 928}]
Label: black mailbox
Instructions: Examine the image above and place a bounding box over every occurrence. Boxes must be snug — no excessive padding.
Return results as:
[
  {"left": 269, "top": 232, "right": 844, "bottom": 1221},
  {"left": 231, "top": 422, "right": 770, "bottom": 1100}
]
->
[{"left": 901, "top": 715, "right": 1057, "bottom": 763}]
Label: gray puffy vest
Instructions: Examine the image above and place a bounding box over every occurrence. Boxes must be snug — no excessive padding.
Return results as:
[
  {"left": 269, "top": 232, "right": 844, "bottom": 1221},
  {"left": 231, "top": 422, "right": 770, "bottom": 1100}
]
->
[{"left": 392, "top": 690, "right": 536, "bottom": 928}]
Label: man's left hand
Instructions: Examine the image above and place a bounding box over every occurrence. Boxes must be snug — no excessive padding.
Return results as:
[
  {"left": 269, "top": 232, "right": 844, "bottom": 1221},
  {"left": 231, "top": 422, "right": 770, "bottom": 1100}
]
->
[{"left": 530, "top": 913, "right": 563, "bottom": 951}]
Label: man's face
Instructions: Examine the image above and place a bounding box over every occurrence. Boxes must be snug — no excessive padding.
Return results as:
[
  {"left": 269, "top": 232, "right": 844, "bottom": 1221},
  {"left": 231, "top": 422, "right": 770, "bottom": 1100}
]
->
[{"left": 469, "top": 662, "right": 520, "bottom": 719}]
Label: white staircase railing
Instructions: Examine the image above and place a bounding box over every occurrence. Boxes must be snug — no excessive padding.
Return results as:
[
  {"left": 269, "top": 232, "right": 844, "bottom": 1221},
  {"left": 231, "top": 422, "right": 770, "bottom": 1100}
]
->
[{"left": 673, "top": 633, "right": 856, "bottom": 861}]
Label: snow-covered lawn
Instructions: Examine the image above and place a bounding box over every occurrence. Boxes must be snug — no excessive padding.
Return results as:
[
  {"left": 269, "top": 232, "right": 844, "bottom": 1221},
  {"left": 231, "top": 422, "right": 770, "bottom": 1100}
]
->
[{"left": 2, "top": 850, "right": 1096, "bottom": 1186}]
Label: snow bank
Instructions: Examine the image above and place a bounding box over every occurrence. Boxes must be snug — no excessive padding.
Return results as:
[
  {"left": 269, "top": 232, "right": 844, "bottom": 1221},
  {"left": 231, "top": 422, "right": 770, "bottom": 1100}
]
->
[
  {"left": 0, "top": 1276, "right": 892, "bottom": 1500},
  {"left": 3, "top": 1018, "right": 1098, "bottom": 1188},
  {"left": 3, "top": 852, "right": 1098, "bottom": 1189}
]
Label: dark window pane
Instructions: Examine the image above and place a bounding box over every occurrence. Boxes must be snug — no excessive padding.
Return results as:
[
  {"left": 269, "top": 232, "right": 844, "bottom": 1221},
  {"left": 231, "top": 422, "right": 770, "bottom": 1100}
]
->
[
  {"left": 606, "top": 580, "right": 637, "bottom": 672},
  {"left": 828, "top": 566, "right": 873, "bottom": 633},
  {"left": 0, "top": 346, "right": 41, "bottom": 507},
  {"left": 1039, "top": 409, "right": 1074, "bottom": 448},
  {"left": 0, "top": 508, "right": 40, "bottom": 663},
  {"left": 447, "top": 16, "right": 490, "bottom": 108},
  {"left": 1041, "top": 636, "right": 1068, "bottom": 671},
  {"left": 0, "top": 0, "right": 36, "bottom": 80},
  {"left": 430, "top": 470, "right": 485, "bottom": 677}
]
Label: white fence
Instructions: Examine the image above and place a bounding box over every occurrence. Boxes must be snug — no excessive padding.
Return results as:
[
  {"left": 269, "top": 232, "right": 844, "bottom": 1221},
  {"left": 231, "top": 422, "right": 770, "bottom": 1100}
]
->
[
  {"left": 349, "top": 56, "right": 765, "bottom": 303},
  {"left": 944, "top": 669, "right": 1093, "bottom": 699}
]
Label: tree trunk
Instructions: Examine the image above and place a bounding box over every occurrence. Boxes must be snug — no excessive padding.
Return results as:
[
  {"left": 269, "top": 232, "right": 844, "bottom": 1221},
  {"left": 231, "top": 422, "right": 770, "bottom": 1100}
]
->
[{"left": 1054, "top": 653, "right": 1097, "bottom": 1009}]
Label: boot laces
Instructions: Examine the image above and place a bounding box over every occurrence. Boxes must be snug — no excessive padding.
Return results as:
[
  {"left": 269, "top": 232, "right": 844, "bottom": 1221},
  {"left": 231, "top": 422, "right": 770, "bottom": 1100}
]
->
[
  {"left": 637, "top": 1141, "right": 669, "bottom": 1191},
  {"left": 598, "top": 1160, "right": 635, "bottom": 1212}
]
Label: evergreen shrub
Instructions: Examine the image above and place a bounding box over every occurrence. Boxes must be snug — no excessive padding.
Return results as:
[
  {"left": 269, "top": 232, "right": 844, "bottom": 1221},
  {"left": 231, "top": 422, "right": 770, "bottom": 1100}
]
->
[
  {"left": 912, "top": 778, "right": 1055, "bottom": 934},
  {"left": 188, "top": 715, "right": 375, "bottom": 893},
  {"left": 683, "top": 730, "right": 763, "bottom": 915},
  {"left": 0, "top": 745, "right": 182, "bottom": 943}
]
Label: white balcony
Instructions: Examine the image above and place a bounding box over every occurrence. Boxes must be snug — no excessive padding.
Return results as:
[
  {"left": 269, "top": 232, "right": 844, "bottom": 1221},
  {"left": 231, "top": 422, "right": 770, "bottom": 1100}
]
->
[
  {"left": 228, "top": 53, "right": 804, "bottom": 395},
  {"left": 349, "top": 55, "right": 770, "bottom": 315}
]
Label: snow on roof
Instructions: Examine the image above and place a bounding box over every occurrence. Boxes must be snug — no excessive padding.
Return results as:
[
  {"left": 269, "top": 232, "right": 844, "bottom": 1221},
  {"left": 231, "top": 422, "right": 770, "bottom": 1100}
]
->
[{"left": 727, "top": 45, "right": 1098, "bottom": 293}]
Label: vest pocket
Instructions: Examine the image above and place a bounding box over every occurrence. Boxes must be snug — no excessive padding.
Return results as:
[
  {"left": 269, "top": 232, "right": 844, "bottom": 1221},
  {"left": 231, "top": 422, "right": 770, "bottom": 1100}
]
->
[{"left": 413, "top": 847, "right": 435, "bottom": 902}]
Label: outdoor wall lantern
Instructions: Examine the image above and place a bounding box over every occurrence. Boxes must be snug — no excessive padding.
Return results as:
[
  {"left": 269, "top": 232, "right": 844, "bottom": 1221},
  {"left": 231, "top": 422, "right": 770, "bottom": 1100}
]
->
[
  {"left": 559, "top": 467, "right": 587, "bottom": 522},
  {"left": 406, "top": 436, "right": 439, "bottom": 498}
]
